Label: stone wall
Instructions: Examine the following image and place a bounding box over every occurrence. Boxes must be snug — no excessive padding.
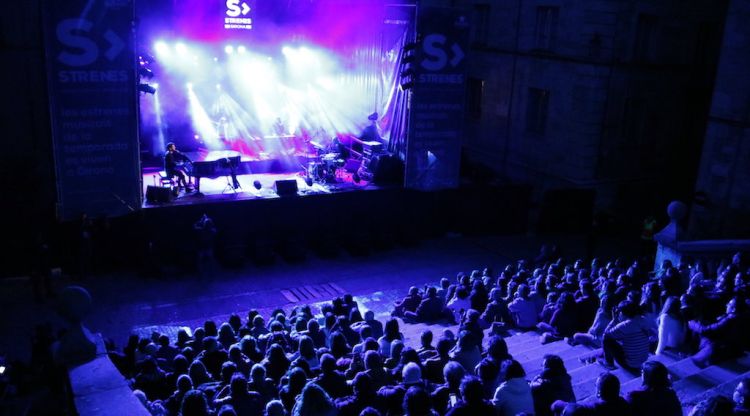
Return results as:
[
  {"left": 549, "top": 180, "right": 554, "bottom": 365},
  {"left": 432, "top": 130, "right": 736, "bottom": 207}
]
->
[{"left": 689, "top": 0, "right": 750, "bottom": 239}]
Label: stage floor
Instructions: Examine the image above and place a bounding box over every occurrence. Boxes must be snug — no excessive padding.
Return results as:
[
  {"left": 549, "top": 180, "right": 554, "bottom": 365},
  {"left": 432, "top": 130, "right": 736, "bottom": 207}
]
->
[{"left": 141, "top": 168, "right": 380, "bottom": 208}]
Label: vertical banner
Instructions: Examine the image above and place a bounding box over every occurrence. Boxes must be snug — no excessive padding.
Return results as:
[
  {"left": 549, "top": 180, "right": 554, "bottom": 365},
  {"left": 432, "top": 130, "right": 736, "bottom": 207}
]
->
[
  {"left": 43, "top": 0, "right": 140, "bottom": 221},
  {"left": 405, "top": 6, "right": 469, "bottom": 190}
]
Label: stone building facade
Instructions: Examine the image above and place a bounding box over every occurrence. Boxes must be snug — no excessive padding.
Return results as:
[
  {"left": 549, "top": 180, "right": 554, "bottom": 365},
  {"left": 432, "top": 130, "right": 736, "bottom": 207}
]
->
[
  {"left": 689, "top": 0, "right": 750, "bottom": 239},
  {"left": 425, "top": 0, "right": 727, "bottom": 226}
]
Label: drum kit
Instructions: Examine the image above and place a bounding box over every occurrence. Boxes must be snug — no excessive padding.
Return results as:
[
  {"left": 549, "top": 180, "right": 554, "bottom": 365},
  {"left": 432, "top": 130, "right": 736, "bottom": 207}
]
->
[{"left": 305, "top": 142, "right": 345, "bottom": 184}]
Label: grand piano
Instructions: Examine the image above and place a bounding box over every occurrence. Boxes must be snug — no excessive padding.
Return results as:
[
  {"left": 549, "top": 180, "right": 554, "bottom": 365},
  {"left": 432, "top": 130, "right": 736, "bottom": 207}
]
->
[{"left": 184, "top": 150, "right": 242, "bottom": 193}]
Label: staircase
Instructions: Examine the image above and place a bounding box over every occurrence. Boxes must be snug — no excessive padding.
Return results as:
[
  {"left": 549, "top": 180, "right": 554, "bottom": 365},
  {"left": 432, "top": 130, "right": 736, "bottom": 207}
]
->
[{"left": 398, "top": 321, "right": 750, "bottom": 414}]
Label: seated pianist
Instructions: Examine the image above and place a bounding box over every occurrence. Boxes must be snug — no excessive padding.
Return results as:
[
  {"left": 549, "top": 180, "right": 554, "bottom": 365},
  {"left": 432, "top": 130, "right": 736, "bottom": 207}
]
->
[
  {"left": 359, "top": 112, "right": 384, "bottom": 145},
  {"left": 164, "top": 142, "right": 193, "bottom": 193}
]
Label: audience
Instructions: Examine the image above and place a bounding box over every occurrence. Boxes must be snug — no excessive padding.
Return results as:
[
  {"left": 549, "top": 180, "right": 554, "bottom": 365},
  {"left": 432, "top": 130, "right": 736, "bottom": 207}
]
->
[{"left": 114, "top": 252, "right": 750, "bottom": 416}]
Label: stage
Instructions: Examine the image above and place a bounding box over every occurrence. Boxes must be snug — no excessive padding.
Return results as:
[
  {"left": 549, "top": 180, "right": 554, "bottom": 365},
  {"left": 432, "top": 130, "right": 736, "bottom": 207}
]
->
[{"left": 141, "top": 168, "right": 379, "bottom": 208}]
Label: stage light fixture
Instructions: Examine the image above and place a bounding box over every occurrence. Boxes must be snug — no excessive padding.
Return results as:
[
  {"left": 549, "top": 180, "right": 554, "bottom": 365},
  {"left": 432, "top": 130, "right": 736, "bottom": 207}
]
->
[
  {"left": 175, "top": 42, "right": 188, "bottom": 55},
  {"left": 253, "top": 180, "right": 262, "bottom": 190},
  {"left": 186, "top": 82, "right": 193, "bottom": 89},
  {"left": 138, "top": 67, "right": 154, "bottom": 78},
  {"left": 154, "top": 41, "right": 169, "bottom": 55},
  {"left": 238, "top": 45, "right": 246, "bottom": 54},
  {"left": 225, "top": 45, "right": 234, "bottom": 55},
  {"left": 194, "top": 134, "right": 200, "bottom": 139},
  {"left": 216, "top": 84, "right": 222, "bottom": 90},
  {"left": 138, "top": 83, "right": 157, "bottom": 94}
]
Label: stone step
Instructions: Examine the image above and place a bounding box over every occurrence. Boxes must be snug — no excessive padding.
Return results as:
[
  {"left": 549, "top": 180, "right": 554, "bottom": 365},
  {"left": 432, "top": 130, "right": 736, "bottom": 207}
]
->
[
  {"left": 571, "top": 361, "right": 639, "bottom": 401},
  {"left": 671, "top": 355, "right": 750, "bottom": 405},
  {"left": 525, "top": 345, "right": 596, "bottom": 379},
  {"left": 681, "top": 369, "right": 750, "bottom": 409}
]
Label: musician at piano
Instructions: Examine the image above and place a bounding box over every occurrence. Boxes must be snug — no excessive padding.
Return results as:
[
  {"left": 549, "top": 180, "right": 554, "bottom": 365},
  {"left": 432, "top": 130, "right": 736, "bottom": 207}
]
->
[
  {"left": 164, "top": 142, "right": 193, "bottom": 192},
  {"left": 359, "top": 112, "right": 384, "bottom": 145}
]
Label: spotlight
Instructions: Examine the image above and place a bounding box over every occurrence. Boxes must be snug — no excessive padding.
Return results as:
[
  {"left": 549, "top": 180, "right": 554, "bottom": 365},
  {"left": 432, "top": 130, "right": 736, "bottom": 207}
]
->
[
  {"left": 216, "top": 84, "right": 222, "bottom": 90},
  {"left": 237, "top": 45, "right": 246, "bottom": 54},
  {"left": 151, "top": 83, "right": 159, "bottom": 89},
  {"left": 225, "top": 45, "right": 234, "bottom": 55},
  {"left": 194, "top": 134, "right": 200, "bottom": 139},
  {"left": 175, "top": 42, "right": 188, "bottom": 55},
  {"left": 138, "top": 67, "right": 154, "bottom": 78},
  {"left": 186, "top": 82, "right": 193, "bottom": 90},
  {"left": 253, "top": 180, "right": 262, "bottom": 190},
  {"left": 138, "top": 83, "right": 157, "bottom": 94},
  {"left": 154, "top": 41, "right": 169, "bottom": 55}
]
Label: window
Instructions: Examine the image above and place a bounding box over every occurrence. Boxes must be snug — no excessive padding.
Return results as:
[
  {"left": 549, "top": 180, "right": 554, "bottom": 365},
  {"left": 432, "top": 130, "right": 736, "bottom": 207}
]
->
[
  {"left": 633, "top": 14, "right": 658, "bottom": 62},
  {"left": 467, "top": 77, "right": 484, "bottom": 120},
  {"left": 472, "top": 4, "right": 490, "bottom": 46},
  {"left": 534, "top": 6, "right": 559, "bottom": 51},
  {"left": 526, "top": 88, "right": 550, "bottom": 136}
]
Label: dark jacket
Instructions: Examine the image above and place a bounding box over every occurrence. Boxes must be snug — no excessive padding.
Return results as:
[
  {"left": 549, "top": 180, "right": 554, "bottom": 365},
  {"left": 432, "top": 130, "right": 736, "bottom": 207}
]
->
[
  {"left": 416, "top": 295, "right": 448, "bottom": 322},
  {"left": 626, "top": 388, "right": 682, "bottom": 416},
  {"left": 531, "top": 371, "right": 576, "bottom": 416}
]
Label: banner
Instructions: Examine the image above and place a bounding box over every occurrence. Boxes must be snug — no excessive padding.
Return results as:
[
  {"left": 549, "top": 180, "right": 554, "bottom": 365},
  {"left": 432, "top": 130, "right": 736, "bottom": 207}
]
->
[
  {"left": 404, "top": 6, "right": 469, "bottom": 190},
  {"left": 43, "top": 0, "right": 141, "bottom": 221}
]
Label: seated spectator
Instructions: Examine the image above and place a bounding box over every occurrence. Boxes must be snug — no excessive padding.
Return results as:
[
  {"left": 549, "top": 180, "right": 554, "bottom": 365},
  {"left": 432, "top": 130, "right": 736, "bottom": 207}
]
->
[
  {"left": 424, "top": 338, "right": 452, "bottom": 384},
  {"left": 458, "top": 309, "right": 484, "bottom": 351},
  {"left": 447, "top": 287, "right": 471, "bottom": 323},
  {"left": 394, "top": 287, "right": 423, "bottom": 317},
  {"left": 481, "top": 288, "right": 513, "bottom": 329},
  {"left": 293, "top": 335, "right": 320, "bottom": 372},
  {"left": 181, "top": 389, "right": 212, "bottom": 416},
  {"left": 445, "top": 376, "right": 495, "bottom": 416},
  {"left": 214, "top": 374, "right": 264, "bottom": 416},
  {"left": 626, "top": 361, "right": 681, "bottom": 416},
  {"left": 164, "top": 374, "right": 193, "bottom": 416},
  {"left": 303, "top": 319, "right": 327, "bottom": 350},
  {"left": 538, "top": 292, "right": 578, "bottom": 344},
  {"left": 227, "top": 345, "right": 251, "bottom": 378},
  {"left": 247, "top": 363, "right": 277, "bottom": 403},
  {"left": 218, "top": 323, "right": 236, "bottom": 351},
  {"left": 196, "top": 337, "right": 228, "bottom": 380},
  {"left": 262, "top": 343, "right": 291, "bottom": 384},
  {"left": 133, "top": 355, "right": 169, "bottom": 400},
  {"left": 416, "top": 330, "right": 437, "bottom": 360},
  {"left": 279, "top": 367, "right": 307, "bottom": 412},
  {"left": 575, "top": 280, "right": 599, "bottom": 331},
  {"left": 364, "top": 350, "right": 392, "bottom": 390},
  {"left": 385, "top": 340, "right": 405, "bottom": 369},
  {"left": 378, "top": 318, "right": 404, "bottom": 357},
  {"left": 734, "top": 377, "right": 750, "bottom": 416},
  {"left": 403, "top": 385, "right": 438, "bottom": 416},
  {"left": 571, "top": 295, "right": 613, "bottom": 348},
  {"left": 469, "top": 280, "right": 489, "bottom": 314},
  {"left": 599, "top": 300, "right": 654, "bottom": 371},
  {"left": 450, "top": 331, "right": 482, "bottom": 374},
  {"left": 508, "top": 284, "right": 538, "bottom": 330},
  {"left": 405, "top": 286, "right": 451, "bottom": 323},
  {"left": 477, "top": 359, "right": 500, "bottom": 399},
  {"left": 336, "top": 372, "right": 377, "bottom": 416},
  {"left": 551, "top": 372, "right": 629, "bottom": 416},
  {"left": 291, "top": 382, "right": 337, "bottom": 416},
  {"left": 265, "top": 400, "right": 286, "bottom": 416},
  {"left": 689, "top": 297, "right": 745, "bottom": 368},
  {"left": 689, "top": 395, "right": 734, "bottom": 416},
  {"left": 188, "top": 360, "right": 214, "bottom": 388},
  {"left": 492, "top": 359, "right": 533, "bottom": 416},
  {"left": 655, "top": 296, "right": 686, "bottom": 355},
  {"left": 431, "top": 361, "right": 466, "bottom": 415},
  {"left": 315, "top": 353, "right": 350, "bottom": 399},
  {"left": 530, "top": 354, "right": 575, "bottom": 416}
]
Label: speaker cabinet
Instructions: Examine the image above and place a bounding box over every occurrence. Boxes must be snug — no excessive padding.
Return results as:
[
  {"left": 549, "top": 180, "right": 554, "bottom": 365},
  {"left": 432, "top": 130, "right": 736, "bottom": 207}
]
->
[
  {"left": 146, "top": 185, "right": 174, "bottom": 204},
  {"left": 274, "top": 179, "right": 298, "bottom": 197}
]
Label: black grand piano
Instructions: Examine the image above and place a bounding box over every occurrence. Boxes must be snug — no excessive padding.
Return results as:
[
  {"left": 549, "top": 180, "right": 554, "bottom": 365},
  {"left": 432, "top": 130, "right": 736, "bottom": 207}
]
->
[{"left": 184, "top": 150, "right": 242, "bottom": 193}]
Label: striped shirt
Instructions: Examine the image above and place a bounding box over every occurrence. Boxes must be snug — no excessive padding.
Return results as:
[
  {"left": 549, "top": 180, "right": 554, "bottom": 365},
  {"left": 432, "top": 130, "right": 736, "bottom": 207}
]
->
[{"left": 606, "top": 316, "right": 654, "bottom": 369}]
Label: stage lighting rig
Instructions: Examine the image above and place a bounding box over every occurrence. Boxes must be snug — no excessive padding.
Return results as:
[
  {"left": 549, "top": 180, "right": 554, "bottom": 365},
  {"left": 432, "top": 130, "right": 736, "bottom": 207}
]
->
[{"left": 137, "top": 52, "right": 157, "bottom": 94}]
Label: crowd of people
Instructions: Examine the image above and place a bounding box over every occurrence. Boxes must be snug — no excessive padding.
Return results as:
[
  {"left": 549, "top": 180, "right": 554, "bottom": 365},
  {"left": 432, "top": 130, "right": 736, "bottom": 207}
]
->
[{"left": 114, "top": 252, "right": 750, "bottom": 416}]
